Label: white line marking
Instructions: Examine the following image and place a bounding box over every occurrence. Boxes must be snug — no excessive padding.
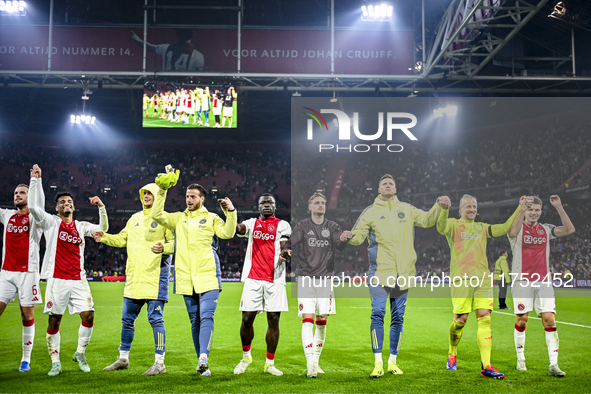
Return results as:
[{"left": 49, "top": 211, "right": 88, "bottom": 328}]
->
[{"left": 493, "top": 311, "right": 591, "bottom": 329}]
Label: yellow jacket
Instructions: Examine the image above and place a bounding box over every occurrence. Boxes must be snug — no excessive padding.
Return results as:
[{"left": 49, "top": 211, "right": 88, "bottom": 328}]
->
[
  {"left": 152, "top": 188, "right": 237, "bottom": 295},
  {"left": 349, "top": 195, "right": 440, "bottom": 290},
  {"left": 494, "top": 255, "right": 510, "bottom": 282},
  {"left": 100, "top": 183, "right": 175, "bottom": 300}
]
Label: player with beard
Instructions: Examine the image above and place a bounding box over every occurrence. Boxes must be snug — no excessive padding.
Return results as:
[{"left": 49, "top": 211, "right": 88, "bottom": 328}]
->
[
  {"left": 0, "top": 179, "right": 44, "bottom": 372},
  {"left": 281, "top": 193, "right": 352, "bottom": 378},
  {"left": 508, "top": 196, "right": 574, "bottom": 377},
  {"left": 233, "top": 194, "right": 291, "bottom": 376},
  {"left": 151, "top": 169, "right": 236, "bottom": 376},
  {"left": 28, "top": 165, "right": 108, "bottom": 376}
]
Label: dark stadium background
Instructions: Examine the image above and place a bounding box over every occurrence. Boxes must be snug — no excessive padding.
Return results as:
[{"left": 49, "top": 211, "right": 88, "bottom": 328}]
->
[{"left": 0, "top": 0, "right": 590, "bottom": 283}]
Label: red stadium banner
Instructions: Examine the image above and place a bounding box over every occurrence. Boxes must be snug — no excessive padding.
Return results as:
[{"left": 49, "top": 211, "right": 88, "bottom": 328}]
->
[{"left": 0, "top": 26, "right": 414, "bottom": 74}]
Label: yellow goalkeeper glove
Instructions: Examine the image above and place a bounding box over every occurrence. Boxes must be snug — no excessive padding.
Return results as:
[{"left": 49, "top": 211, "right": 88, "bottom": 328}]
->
[{"left": 155, "top": 169, "right": 180, "bottom": 190}]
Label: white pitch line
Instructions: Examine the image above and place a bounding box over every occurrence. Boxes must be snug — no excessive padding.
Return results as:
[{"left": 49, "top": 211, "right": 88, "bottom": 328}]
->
[{"left": 493, "top": 310, "right": 591, "bottom": 329}]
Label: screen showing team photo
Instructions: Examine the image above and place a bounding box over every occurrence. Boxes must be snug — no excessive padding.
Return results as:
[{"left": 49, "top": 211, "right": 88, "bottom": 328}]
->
[{"left": 142, "top": 81, "right": 238, "bottom": 128}]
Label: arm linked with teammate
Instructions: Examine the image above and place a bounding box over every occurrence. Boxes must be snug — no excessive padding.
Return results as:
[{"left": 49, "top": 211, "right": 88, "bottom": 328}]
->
[
  {"left": 213, "top": 197, "right": 237, "bottom": 239},
  {"left": 508, "top": 196, "right": 531, "bottom": 238},
  {"left": 436, "top": 197, "right": 452, "bottom": 235},
  {"left": 348, "top": 211, "right": 371, "bottom": 246},
  {"left": 412, "top": 198, "right": 444, "bottom": 228},
  {"left": 489, "top": 200, "right": 529, "bottom": 238}
]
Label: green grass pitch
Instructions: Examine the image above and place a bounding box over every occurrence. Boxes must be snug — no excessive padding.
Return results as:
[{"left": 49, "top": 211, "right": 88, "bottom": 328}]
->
[
  {"left": 1, "top": 282, "right": 590, "bottom": 393},
  {"left": 142, "top": 102, "right": 237, "bottom": 128}
]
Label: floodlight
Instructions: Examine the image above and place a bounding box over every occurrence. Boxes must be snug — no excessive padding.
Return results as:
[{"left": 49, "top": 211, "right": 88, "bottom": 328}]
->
[
  {"left": 0, "top": 0, "right": 26, "bottom": 15},
  {"left": 361, "top": 3, "right": 393, "bottom": 21},
  {"left": 70, "top": 114, "right": 97, "bottom": 125},
  {"left": 433, "top": 105, "right": 458, "bottom": 118}
]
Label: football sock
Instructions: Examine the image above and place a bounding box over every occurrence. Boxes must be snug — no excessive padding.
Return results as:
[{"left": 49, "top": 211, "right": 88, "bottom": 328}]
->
[
  {"left": 514, "top": 324, "right": 526, "bottom": 360},
  {"left": 374, "top": 352, "right": 382, "bottom": 363},
  {"left": 302, "top": 319, "right": 314, "bottom": 366},
  {"left": 388, "top": 354, "right": 397, "bottom": 364},
  {"left": 155, "top": 352, "right": 164, "bottom": 364},
  {"left": 221, "top": 118, "right": 226, "bottom": 127},
  {"left": 199, "top": 353, "right": 208, "bottom": 362},
  {"left": 545, "top": 327, "right": 559, "bottom": 365},
  {"left": 477, "top": 316, "right": 492, "bottom": 367},
  {"left": 228, "top": 119, "right": 233, "bottom": 128},
  {"left": 266, "top": 352, "right": 275, "bottom": 365},
  {"left": 77, "top": 321, "right": 93, "bottom": 354},
  {"left": 313, "top": 320, "right": 326, "bottom": 364},
  {"left": 242, "top": 344, "right": 251, "bottom": 359},
  {"left": 22, "top": 319, "right": 35, "bottom": 363},
  {"left": 119, "top": 350, "right": 130, "bottom": 360},
  {"left": 47, "top": 328, "right": 60, "bottom": 363},
  {"left": 449, "top": 319, "right": 465, "bottom": 357}
]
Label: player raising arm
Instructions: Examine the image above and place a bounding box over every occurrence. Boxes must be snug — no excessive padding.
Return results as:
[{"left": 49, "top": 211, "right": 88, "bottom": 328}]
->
[
  {"left": 344, "top": 174, "right": 443, "bottom": 378},
  {"left": 151, "top": 168, "right": 236, "bottom": 376},
  {"left": 437, "top": 194, "right": 526, "bottom": 379},
  {"left": 508, "top": 195, "right": 575, "bottom": 377},
  {"left": 29, "top": 164, "right": 108, "bottom": 376},
  {"left": 0, "top": 180, "right": 44, "bottom": 372}
]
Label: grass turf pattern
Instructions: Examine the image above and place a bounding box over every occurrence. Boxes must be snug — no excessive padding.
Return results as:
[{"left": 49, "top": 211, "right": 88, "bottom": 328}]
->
[{"left": 1, "top": 282, "right": 590, "bottom": 393}]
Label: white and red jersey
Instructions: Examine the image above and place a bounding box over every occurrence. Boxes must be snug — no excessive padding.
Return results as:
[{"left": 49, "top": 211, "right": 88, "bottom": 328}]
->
[
  {"left": 28, "top": 177, "right": 108, "bottom": 280},
  {"left": 509, "top": 221, "right": 556, "bottom": 278},
  {"left": 0, "top": 208, "right": 44, "bottom": 273},
  {"left": 239, "top": 216, "right": 291, "bottom": 284}
]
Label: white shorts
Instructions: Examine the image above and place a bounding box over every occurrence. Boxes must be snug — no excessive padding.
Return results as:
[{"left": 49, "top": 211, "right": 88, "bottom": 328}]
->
[
  {"left": 186, "top": 107, "right": 195, "bottom": 115},
  {"left": 512, "top": 280, "right": 556, "bottom": 316},
  {"left": 297, "top": 276, "right": 335, "bottom": 317},
  {"left": 177, "top": 106, "right": 185, "bottom": 113},
  {"left": 223, "top": 106, "right": 234, "bottom": 117},
  {"left": 239, "top": 278, "right": 288, "bottom": 313},
  {"left": 213, "top": 107, "right": 222, "bottom": 116},
  {"left": 0, "top": 270, "right": 42, "bottom": 307},
  {"left": 44, "top": 278, "right": 95, "bottom": 316}
]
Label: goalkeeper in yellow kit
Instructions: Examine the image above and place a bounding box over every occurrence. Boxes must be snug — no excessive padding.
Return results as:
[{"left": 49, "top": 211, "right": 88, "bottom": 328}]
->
[{"left": 437, "top": 194, "right": 529, "bottom": 379}]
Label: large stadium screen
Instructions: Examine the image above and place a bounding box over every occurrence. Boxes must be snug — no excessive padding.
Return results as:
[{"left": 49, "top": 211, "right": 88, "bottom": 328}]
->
[{"left": 142, "top": 81, "right": 238, "bottom": 128}]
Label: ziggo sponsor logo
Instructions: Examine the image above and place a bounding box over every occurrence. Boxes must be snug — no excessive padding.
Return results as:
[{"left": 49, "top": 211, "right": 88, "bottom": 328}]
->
[
  {"left": 460, "top": 232, "right": 482, "bottom": 240},
  {"left": 7, "top": 223, "right": 29, "bottom": 233},
  {"left": 524, "top": 235, "right": 546, "bottom": 245},
  {"left": 253, "top": 231, "right": 275, "bottom": 241},
  {"left": 59, "top": 231, "right": 82, "bottom": 245},
  {"left": 308, "top": 238, "right": 329, "bottom": 247}
]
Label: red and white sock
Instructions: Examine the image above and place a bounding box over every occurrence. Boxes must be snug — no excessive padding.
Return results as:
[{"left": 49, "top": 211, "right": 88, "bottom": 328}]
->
[
  {"left": 266, "top": 352, "right": 275, "bottom": 365},
  {"left": 22, "top": 319, "right": 35, "bottom": 363},
  {"left": 77, "top": 321, "right": 93, "bottom": 354},
  {"left": 242, "top": 344, "right": 251, "bottom": 359},
  {"left": 46, "top": 328, "right": 60, "bottom": 363},
  {"left": 302, "top": 318, "right": 314, "bottom": 367},
  {"left": 545, "top": 327, "right": 559, "bottom": 365},
  {"left": 313, "top": 320, "right": 326, "bottom": 365},
  {"left": 514, "top": 324, "right": 526, "bottom": 360}
]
